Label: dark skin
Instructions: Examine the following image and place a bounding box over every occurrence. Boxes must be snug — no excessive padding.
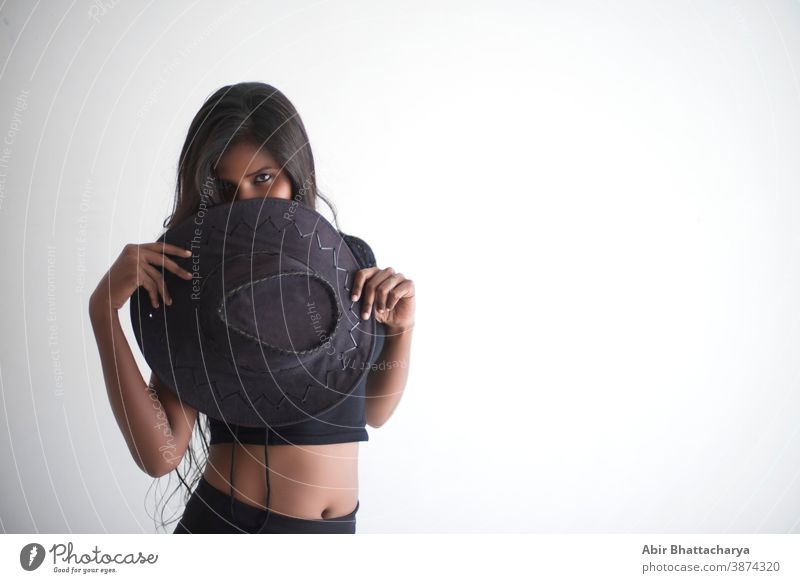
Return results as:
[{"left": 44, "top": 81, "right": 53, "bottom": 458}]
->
[{"left": 89, "top": 140, "right": 414, "bottom": 520}]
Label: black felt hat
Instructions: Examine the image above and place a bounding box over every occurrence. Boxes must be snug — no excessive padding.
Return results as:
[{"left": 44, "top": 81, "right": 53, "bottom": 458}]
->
[{"left": 129, "top": 197, "right": 377, "bottom": 428}]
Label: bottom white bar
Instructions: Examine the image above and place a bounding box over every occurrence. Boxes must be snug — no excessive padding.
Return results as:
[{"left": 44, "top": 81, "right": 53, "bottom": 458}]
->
[{"left": 1, "top": 534, "right": 798, "bottom": 582}]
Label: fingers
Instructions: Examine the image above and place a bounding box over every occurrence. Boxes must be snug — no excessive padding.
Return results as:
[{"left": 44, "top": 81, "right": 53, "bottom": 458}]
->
[
  {"left": 375, "top": 272, "right": 405, "bottom": 312},
  {"left": 145, "top": 242, "right": 193, "bottom": 257},
  {"left": 350, "top": 267, "right": 378, "bottom": 302},
  {"left": 123, "top": 242, "right": 191, "bottom": 309},
  {"left": 359, "top": 267, "right": 396, "bottom": 320},
  {"left": 141, "top": 261, "right": 172, "bottom": 307},
  {"left": 385, "top": 278, "right": 414, "bottom": 311},
  {"left": 136, "top": 267, "right": 162, "bottom": 309},
  {"left": 142, "top": 248, "right": 192, "bottom": 280}
]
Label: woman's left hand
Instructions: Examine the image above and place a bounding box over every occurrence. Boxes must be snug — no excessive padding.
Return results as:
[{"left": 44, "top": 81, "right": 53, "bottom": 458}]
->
[{"left": 351, "top": 266, "right": 415, "bottom": 333}]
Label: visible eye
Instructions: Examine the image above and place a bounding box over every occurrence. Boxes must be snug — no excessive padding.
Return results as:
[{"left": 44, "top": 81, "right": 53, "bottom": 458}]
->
[{"left": 254, "top": 173, "right": 273, "bottom": 184}]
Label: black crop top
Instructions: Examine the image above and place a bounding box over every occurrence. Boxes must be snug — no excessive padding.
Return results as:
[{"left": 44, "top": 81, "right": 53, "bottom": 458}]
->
[{"left": 206, "top": 232, "right": 383, "bottom": 446}]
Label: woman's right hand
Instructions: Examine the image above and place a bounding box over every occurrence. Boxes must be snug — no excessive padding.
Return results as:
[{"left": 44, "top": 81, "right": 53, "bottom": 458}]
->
[{"left": 91, "top": 242, "right": 193, "bottom": 311}]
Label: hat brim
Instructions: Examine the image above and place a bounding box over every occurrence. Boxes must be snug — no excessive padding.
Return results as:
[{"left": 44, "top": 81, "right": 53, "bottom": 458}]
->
[{"left": 130, "top": 197, "right": 377, "bottom": 428}]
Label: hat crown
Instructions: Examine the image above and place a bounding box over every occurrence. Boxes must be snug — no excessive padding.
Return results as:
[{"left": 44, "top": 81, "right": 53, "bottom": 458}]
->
[
  {"left": 131, "top": 197, "right": 376, "bottom": 427},
  {"left": 220, "top": 268, "right": 341, "bottom": 356}
]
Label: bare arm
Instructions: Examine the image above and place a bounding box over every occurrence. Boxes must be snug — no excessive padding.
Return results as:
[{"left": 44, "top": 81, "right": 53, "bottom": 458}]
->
[
  {"left": 89, "top": 292, "right": 197, "bottom": 477},
  {"left": 365, "top": 324, "right": 413, "bottom": 428},
  {"left": 88, "top": 242, "right": 197, "bottom": 477},
  {"left": 350, "top": 264, "right": 416, "bottom": 429}
]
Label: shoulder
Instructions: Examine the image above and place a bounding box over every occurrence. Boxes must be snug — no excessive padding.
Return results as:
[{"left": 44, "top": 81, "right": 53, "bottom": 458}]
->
[{"left": 340, "top": 232, "right": 377, "bottom": 269}]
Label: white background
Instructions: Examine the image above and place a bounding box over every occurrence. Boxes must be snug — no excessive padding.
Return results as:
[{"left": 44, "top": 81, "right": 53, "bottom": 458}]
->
[{"left": 0, "top": 0, "right": 799, "bottom": 533}]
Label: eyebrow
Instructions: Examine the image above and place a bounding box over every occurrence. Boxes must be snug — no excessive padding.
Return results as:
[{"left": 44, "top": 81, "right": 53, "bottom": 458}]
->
[{"left": 218, "top": 166, "right": 277, "bottom": 181}]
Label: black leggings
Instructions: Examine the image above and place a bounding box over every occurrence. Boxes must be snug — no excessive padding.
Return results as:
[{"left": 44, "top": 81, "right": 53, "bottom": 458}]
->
[{"left": 173, "top": 476, "right": 359, "bottom": 534}]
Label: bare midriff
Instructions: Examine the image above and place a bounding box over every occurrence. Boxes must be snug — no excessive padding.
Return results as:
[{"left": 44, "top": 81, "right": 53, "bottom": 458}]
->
[{"left": 202, "top": 441, "right": 360, "bottom": 520}]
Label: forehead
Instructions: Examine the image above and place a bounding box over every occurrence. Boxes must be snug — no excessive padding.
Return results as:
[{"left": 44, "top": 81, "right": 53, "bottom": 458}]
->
[{"left": 215, "top": 141, "right": 279, "bottom": 176}]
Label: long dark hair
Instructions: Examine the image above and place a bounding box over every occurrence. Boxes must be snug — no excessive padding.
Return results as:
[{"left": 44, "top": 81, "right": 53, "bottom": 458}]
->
[
  {"left": 148, "top": 81, "right": 339, "bottom": 532},
  {"left": 164, "top": 81, "right": 339, "bottom": 230}
]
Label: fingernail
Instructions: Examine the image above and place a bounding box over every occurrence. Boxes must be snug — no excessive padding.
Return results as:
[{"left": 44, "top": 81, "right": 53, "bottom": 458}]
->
[
  {"left": 351, "top": 294, "right": 358, "bottom": 301},
  {"left": 184, "top": 249, "right": 192, "bottom": 255},
  {"left": 362, "top": 311, "right": 369, "bottom": 320}
]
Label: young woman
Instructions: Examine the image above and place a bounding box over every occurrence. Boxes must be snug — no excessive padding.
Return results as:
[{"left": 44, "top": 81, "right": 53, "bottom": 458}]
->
[{"left": 88, "top": 82, "right": 415, "bottom": 533}]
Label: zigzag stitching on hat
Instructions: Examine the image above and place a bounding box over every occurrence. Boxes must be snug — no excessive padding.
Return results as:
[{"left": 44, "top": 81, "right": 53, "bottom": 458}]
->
[
  {"left": 189, "top": 356, "right": 284, "bottom": 409},
  {"left": 348, "top": 302, "right": 360, "bottom": 319},
  {"left": 324, "top": 367, "right": 338, "bottom": 389},
  {"left": 256, "top": 214, "right": 293, "bottom": 234},
  {"left": 283, "top": 220, "right": 342, "bottom": 269},
  {"left": 316, "top": 232, "right": 356, "bottom": 287},
  {"left": 204, "top": 225, "right": 225, "bottom": 248},
  {"left": 323, "top": 366, "right": 357, "bottom": 391},
  {"left": 257, "top": 219, "right": 361, "bottom": 346},
  {"left": 226, "top": 220, "right": 256, "bottom": 239},
  {"left": 204, "top": 371, "right": 240, "bottom": 401},
  {"left": 312, "top": 230, "right": 339, "bottom": 268},
  {"left": 276, "top": 219, "right": 358, "bottom": 292},
  {"left": 336, "top": 262, "right": 350, "bottom": 289},
  {"left": 255, "top": 217, "right": 352, "bottom": 282},
  {"left": 342, "top": 319, "right": 360, "bottom": 356},
  {"left": 340, "top": 302, "right": 364, "bottom": 356},
  {"left": 249, "top": 390, "right": 282, "bottom": 409},
  {"left": 286, "top": 219, "right": 314, "bottom": 239},
  {"left": 309, "top": 229, "right": 358, "bottom": 316},
  {"left": 287, "top": 221, "right": 356, "bottom": 296}
]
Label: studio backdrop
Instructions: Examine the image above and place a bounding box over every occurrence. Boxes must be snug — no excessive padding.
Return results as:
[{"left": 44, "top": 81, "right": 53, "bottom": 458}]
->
[{"left": 0, "top": 0, "right": 799, "bottom": 533}]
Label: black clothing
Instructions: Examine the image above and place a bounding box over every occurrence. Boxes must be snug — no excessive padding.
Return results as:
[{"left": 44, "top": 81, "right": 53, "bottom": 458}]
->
[
  {"left": 173, "top": 476, "right": 358, "bottom": 534},
  {"left": 207, "top": 232, "right": 381, "bottom": 446},
  {"left": 175, "top": 232, "right": 380, "bottom": 533}
]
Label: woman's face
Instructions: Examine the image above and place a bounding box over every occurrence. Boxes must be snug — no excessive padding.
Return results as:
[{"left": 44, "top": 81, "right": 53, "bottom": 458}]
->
[{"left": 214, "top": 140, "right": 293, "bottom": 201}]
